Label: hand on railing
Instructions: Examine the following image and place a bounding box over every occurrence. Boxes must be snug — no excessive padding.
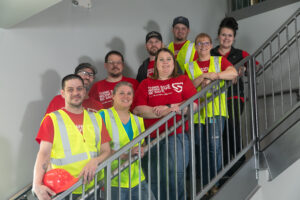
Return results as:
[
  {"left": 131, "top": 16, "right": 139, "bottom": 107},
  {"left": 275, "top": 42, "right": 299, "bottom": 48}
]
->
[
  {"left": 78, "top": 158, "right": 99, "bottom": 184},
  {"left": 232, "top": 66, "right": 246, "bottom": 84},
  {"left": 32, "top": 184, "right": 56, "bottom": 200}
]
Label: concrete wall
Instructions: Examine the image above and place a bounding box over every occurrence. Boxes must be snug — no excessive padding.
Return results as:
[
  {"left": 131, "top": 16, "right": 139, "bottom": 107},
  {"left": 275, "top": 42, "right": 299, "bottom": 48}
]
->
[
  {"left": 235, "top": 1, "right": 300, "bottom": 54},
  {"left": 0, "top": 0, "right": 227, "bottom": 198}
]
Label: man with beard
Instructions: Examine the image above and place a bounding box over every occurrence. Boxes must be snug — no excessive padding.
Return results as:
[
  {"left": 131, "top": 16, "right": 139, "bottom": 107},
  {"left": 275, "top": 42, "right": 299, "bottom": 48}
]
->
[
  {"left": 137, "top": 31, "right": 182, "bottom": 83},
  {"left": 33, "top": 74, "right": 111, "bottom": 199},
  {"left": 136, "top": 31, "right": 164, "bottom": 83},
  {"left": 45, "top": 63, "right": 103, "bottom": 114},
  {"left": 89, "top": 50, "right": 139, "bottom": 108},
  {"left": 168, "top": 16, "right": 198, "bottom": 73}
]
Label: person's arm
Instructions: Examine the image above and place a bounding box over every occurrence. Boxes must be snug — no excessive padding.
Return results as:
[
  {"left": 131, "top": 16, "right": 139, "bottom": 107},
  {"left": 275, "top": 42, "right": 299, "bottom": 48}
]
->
[
  {"left": 202, "top": 66, "right": 237, "bottom": 81},
  {"left": 133, "top": 105, "right": 175, "bottom": 119},
  {"left": 32, "top": 141, "right": 56, "bottom": 200},
  {"left": 79, "top": 142, "right": 111, "bottom": 184},
  {"left": 191, "top": 75, "right": 205, "bottom": 88}
]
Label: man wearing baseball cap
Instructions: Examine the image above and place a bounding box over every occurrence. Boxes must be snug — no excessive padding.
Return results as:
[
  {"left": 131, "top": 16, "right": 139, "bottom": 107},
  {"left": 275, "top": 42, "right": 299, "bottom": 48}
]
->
[
  {"left": 45, "top": 63, "right": 103, "bottom": 114},
  {"left": 168, "top": 16, "right": 198, "bottom": 72},
  {"left": 136, "top": 31, "right": 182, "bottom": 82}
]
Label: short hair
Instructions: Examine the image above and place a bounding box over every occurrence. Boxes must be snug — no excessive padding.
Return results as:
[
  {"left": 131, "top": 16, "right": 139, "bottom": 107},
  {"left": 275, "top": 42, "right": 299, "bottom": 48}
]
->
[
  {"left": 218, "top": 17, "right": 238, "bottom": 37},
  {"left": 113, "top": 81, "right": 134, "bottom": 95},
  {"left": 194, "top": 33, "right": 212, "bottom": 44},
  {"left": 61, "top": 74, "right": 84, "bottom": 89},
  {"left": 74, "top": 63, "right": 97, "bottom": 75},
  {"left": 152, "top": 48, "right": 179, "bottom": 80},
  {"left": 104, "top": 50, "right": 124, "bottom": 63}
]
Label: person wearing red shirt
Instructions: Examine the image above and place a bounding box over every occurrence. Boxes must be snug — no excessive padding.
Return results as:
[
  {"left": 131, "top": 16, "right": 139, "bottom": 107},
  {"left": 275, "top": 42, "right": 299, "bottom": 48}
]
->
[
  {"left": 168, "top": 16, "right": 198, "bottom": 72},
  {"left": 89, "top": 50, "right": 139, "bottom": 109},
  {"left": 45, "top": 63, "right": 103, "bottom": 114},
  {"left": 133, "top": 48, "right": 197, "bottom": 200},
  {"left": 33, "top": 74, "right": 111, "bottom": 199},
  {"left": 136, "top": 31, "right": 182, "bottom": 83}
]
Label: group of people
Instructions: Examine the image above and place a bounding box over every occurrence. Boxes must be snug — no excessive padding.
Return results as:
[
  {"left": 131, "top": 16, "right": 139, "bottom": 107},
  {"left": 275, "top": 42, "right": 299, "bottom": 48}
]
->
[{"left": 32, "top": 15, "right": 252, "bottom": 200}]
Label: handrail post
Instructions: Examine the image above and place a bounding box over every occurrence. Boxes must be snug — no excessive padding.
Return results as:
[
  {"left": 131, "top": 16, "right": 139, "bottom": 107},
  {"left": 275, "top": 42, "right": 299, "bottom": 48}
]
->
[
  {"left": 188, "top": 102, "right": 196, "bottom": 199},
  {"left": 248, "top": 56, "right": 260, "bottom": 179}
]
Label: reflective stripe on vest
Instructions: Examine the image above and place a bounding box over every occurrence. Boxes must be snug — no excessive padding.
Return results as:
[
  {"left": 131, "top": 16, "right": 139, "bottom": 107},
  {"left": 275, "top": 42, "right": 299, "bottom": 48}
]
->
[
  {"left": 185, "top": 42, "right": 194, "bottom": 64},
  {"left": 87, "top": 112, "right": 100, "bottom": 150},
  {"left": 107, "top": 108, "right": 142, "bottom": 151},
  {"left": 214, "top": 56, "right": 220, "bottom": 73},
  {"left": 188, "top": 62, "right": 195, "bottom": 79},
  {"left": 51, "top": 111, "right": 98, "bottom": 166}
]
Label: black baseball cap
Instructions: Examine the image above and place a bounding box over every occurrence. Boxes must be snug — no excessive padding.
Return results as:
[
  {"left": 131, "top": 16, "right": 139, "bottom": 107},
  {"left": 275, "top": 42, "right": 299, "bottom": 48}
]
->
[
  {"left": 74, "top": 63, "right": 97, "bottom": 75},
  {"left": 146, "top": 31, "right": 162, "bottom": 43},
  {"left": 172, "top": 16, "right": 189, "bottom": 28}
]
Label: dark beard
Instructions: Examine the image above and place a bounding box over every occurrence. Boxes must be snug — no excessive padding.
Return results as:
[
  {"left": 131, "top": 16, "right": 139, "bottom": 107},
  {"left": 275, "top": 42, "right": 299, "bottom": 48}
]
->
[{"left": 109, "top": 72, "right": 122, "bottom": 78}]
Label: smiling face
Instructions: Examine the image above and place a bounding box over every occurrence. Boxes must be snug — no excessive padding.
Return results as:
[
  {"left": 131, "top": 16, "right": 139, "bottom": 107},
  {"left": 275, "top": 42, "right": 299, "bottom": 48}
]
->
[
  {"left": 156, "top": 51, "right": 175, "bottom": 79},
  {"left": 61, "top": 78, "right": 86, "bottom": 108},
  {"left": 195, "top": 36, "right": 213, "bottom": 58},
  {"left": 112, "top": 85, "right": 133, "bottom": 109},
  {"left": 105, "top": 54, "right": 124, "bottom": 78},
  {"left": 146, "top": 37, "right": 163, "bottom": 56},
  {"left": 218, "top": 27, "right": 235, "bottom": 49},
  {"left": 172, "top": 23, "right": 189, "bottom": 42}
]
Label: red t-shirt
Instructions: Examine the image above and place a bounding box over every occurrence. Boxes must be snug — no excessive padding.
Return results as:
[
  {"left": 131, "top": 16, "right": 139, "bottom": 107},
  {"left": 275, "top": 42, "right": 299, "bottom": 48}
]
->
[
  {"left": 174, "top": 41, "right": 198, "bottom": 61},
  {"left": 45, "top": 95, "right": 103, "bottom": 114},
  {"left": 36, "top": 109, "right": 111, "bottom": 144},
  {"left": 133, "top": 75, "right": 197, "bottom": 138},
  {"left": 89, "top": 76, "right": 139, "bottom": 109},
  {"left": 196, "top": 57, "right": 232, "bottom": 73},
  {"left": 147, "top": 60, "right": 155, "bottom": 77}
]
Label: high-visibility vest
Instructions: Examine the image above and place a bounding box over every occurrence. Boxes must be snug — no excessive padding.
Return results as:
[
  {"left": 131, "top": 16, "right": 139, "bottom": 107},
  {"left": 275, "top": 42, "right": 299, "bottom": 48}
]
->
[
  {"left": 168, "top": 40, "right": 196, "bottom": 73},
  {"left": 48, "top": 109, "right": 102, "bottom": 194},
  {"left": 100, "top": 107, "right": 145, "bottom": 188},
  {"left": 184, "top": 56, "right": 227, "bottom": 124}
]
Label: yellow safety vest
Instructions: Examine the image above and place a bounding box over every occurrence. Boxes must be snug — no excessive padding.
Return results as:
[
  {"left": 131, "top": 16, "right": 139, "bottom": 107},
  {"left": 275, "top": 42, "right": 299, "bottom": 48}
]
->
[
  {"left": 48, "top": 109, "right": 102, "bottom": 194},
  {"left": 100, "top": 107, "right": 145, "bottom": 188},
  {"left": 168, "top": 40, "right": 196, "bottom": 73},
  {"left": 184, "top": 56, "right": 227, "bottom": 124}
]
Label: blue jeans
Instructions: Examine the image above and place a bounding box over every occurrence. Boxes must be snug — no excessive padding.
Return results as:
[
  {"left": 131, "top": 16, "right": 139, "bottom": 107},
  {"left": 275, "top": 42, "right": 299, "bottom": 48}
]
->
[
  {"left": 149, "top": 133, "right": 189, "bottom": 200},
  {"left": 194, "top": 116, "right": 225, "bottom": 186},
  {"left": 111, "top": 181, "right": 153, "bottom": 200}
]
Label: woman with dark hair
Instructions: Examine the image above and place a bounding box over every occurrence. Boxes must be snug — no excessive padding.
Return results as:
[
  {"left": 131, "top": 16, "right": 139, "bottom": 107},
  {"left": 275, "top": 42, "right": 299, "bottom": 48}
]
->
[
  {"left": 211, "top": 17, "right": 254, "bottom": 173},
  {"left": 133, "top": 48, "right": 197, "bottom": 200}
]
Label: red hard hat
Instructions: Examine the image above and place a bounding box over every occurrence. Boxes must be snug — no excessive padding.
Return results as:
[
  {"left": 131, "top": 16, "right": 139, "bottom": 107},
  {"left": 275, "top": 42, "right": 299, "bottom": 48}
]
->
[{"left": 43, "top": 168, "right": 79, "bottom": 194}]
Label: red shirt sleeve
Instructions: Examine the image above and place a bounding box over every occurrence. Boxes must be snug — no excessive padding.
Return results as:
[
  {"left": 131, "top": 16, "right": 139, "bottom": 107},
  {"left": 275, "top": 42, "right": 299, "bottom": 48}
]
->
[
  {"left": 36, "top": 115, "right": 54, "bottom": 144},
  {"left": 100, "top": 118, "right": 111, "bottom": 144},
  {"left": 221, "top": 57, "right": 233, "bottom": 71},
  {"left": 133, "top": 80, "right": 148, "bottom": 107},
  {"left": 242, "top": 50, "right": 260, "bottom": 66}
]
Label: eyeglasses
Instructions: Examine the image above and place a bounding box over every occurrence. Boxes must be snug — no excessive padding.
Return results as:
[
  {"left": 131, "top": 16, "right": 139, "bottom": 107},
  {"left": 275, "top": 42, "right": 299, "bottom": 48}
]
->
[
  {"left": 107, "top": 61, "right": 123, "bottom": 66},
  {"left": 77, "top": 70, "right": 95, "bottom": 78},
  {"left": 196, "top": 42, "right": 210, "bottom": 47}
]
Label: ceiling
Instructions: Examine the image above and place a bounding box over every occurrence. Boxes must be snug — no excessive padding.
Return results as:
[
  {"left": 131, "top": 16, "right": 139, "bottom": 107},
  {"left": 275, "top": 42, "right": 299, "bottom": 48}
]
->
[{"left": 0, "top": 0, "right": 61, "bottom": 28}]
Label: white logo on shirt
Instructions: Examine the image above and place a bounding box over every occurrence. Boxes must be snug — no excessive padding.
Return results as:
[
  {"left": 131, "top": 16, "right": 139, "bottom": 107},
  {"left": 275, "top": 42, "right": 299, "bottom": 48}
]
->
[{"left": 172, "top": 83, "right": 183, "bottom": 93}]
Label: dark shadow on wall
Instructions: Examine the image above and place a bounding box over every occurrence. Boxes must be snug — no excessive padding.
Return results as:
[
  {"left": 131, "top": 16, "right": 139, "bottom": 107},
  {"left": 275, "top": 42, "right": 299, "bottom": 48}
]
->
[
  {"left": 0, "top": 135, "right": 13, "bottom": 196},
  {"left": 136, "top": 20, "right": 161, "bottom": 68},
  {"left": 17, "top": 70, "right": 61, "bottom": 189},
  {"left": 106, "top": 36, "right": 134, "bottom": 78}
]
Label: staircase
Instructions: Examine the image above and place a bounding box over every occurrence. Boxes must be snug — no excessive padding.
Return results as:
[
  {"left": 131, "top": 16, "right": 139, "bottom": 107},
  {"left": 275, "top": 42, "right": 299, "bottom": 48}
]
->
[{"left": 10, "top": 7, "right": 300, "bottom": 200}]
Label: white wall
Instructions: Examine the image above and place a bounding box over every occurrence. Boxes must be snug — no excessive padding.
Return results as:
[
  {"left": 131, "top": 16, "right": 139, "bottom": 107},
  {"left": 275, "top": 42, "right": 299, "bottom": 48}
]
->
[
  {"left": 250, "top": 160, "right": 300, "bottom": 200},
  {"left": 235, "top": 2, "right": 300, "bottom": 54},
  {"left": 0, "top": 0, "right": 227, "bottom": 198}
]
